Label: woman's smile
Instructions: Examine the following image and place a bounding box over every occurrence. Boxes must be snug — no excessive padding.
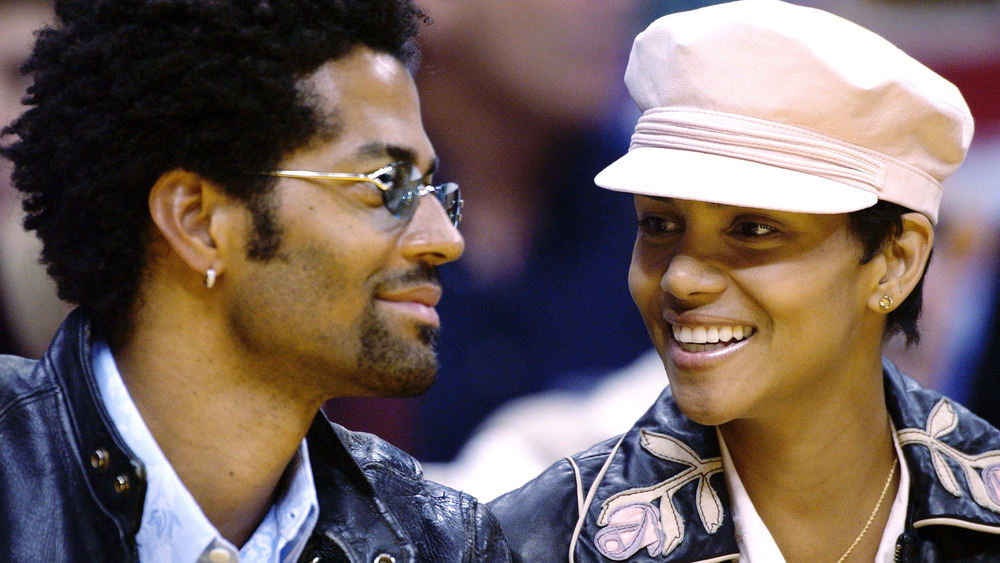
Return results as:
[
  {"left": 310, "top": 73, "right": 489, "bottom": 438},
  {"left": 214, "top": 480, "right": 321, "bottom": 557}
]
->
[{"left": 671, "top": 323, "right": 755, "bottom": 349}]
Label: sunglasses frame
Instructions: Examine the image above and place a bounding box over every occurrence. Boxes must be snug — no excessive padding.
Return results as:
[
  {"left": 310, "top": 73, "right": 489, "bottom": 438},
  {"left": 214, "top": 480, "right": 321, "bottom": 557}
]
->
[{"left": 263, "top": 161, "right": 462, "bottom": 226}]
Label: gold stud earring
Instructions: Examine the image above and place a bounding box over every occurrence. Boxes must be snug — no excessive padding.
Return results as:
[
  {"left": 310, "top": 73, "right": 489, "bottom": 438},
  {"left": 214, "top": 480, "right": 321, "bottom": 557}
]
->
[
  {"left": 204, "top": 267, "right": 217, "bottom": 289},
  {"left": 879, "top": 295, "right": 893, "bottom": 311}
]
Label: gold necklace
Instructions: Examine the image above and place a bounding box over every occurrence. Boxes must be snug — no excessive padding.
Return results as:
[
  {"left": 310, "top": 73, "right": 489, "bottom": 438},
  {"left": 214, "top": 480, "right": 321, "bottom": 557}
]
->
[{"left": 836, "top": 458, "right": 898, "bottom": 563}]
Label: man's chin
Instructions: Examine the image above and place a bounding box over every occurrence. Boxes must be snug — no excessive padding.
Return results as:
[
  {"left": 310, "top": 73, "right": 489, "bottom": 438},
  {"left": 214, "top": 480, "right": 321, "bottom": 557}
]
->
[
  {"left": 357, "top": 313, "right": 443, "bottom": 396},
  {"left": 385, "top": 372, "right": 437, "bottom": 398},
  {"left": 359, "top": 359, "right": 437, "bottom": 397}
]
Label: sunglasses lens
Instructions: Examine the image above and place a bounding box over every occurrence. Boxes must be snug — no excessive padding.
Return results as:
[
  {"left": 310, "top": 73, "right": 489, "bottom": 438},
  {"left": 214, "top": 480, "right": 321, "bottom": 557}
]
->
[
  {"left": 438, "top": 183, "right": 462, "bottom": 226},
  {"left": 381, "top": 163, "right": 421, "bottom": 220},
  {"left": 377, "top": 163, "right": 461, "bottom": 227}
]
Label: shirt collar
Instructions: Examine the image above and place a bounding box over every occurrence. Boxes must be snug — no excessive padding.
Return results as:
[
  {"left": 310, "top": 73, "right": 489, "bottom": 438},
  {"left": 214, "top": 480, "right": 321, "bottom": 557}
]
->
[{"left": 717, "top": 425, "right": 909, "bottom": 562}]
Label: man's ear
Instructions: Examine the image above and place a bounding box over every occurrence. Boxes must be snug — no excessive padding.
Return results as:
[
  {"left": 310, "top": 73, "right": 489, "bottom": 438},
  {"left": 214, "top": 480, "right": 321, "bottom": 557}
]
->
[
  {"left": 867, "top": 212, "right": 934, "bottom": 313},
  {"left": 148, "top": 169, "right": 233, "bottom": 281}
]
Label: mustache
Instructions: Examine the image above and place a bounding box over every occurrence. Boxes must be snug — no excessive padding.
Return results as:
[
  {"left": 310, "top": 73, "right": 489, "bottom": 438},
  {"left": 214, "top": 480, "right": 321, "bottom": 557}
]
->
[{"left": 374, "top": 263, "right": 440, "bottom": 291}]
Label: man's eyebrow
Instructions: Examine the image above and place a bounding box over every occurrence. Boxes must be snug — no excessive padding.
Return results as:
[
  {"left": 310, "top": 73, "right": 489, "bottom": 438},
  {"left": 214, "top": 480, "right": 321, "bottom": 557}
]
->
[{"left": 356, "top": 142, "right": 438, "bottom": 176}]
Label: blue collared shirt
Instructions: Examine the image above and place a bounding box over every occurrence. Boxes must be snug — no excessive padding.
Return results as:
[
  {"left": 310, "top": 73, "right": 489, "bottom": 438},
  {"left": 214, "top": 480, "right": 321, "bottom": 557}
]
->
[{"left": 92, "top": 340, "right": 319, "bottom": 562}]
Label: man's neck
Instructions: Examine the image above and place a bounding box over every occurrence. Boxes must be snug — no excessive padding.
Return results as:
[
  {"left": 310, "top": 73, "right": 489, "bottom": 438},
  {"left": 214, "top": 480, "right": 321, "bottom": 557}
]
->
[{"left": 110, "top": 309, "right": 322, "bottom": 546}]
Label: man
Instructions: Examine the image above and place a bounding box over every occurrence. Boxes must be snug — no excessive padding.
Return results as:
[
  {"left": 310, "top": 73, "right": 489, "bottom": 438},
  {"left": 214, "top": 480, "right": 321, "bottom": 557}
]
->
[{"left": 0, "top": 1, "right": 508, "bottom": 561}]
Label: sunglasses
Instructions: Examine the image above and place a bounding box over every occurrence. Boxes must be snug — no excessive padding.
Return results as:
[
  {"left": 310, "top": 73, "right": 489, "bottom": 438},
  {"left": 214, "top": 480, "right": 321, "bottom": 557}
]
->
[{"left": 263, "top": 161, "right": 462, "bottom": 227}]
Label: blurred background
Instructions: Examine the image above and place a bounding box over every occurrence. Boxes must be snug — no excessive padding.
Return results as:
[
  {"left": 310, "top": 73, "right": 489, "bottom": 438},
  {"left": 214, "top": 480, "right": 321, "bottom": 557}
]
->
[
  {"left": 1, "top": 0, "right": 71, "bottom": 359},
  {"left": 2, "top": 0, "right": 998, "bottom": 498}
]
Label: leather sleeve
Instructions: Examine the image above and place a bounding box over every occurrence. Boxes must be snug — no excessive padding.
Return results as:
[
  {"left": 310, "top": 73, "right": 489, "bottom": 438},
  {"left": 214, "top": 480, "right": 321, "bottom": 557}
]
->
[{"left": 489, "top": 457, "right": 587, "bottom": 563}]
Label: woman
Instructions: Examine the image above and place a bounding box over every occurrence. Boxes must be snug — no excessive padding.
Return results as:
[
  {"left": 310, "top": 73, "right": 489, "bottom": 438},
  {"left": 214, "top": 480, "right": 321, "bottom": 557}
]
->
[{"left": 489, "top": 1, "right": 1000, "bottom": 561}]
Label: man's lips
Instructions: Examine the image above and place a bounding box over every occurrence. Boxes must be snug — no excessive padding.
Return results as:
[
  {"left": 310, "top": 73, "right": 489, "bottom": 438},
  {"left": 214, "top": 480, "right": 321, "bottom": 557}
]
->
[{"left": 377, "top": 285, "right": 443, "bottom": 327}]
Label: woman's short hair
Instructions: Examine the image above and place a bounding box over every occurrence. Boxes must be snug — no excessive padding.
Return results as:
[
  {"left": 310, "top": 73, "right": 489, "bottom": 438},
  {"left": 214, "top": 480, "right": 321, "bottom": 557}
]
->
[{"left": 849, "top": 200, "right": 929, "bottom": 347}]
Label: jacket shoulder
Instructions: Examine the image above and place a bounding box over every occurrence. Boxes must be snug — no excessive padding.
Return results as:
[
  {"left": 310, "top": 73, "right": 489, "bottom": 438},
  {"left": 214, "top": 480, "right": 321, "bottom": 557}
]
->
[
  {"left": 884, "top": 359, "right": 1000, "bottom": 544},
  {"left": 328, "top": 423, "right": 511, "bottom": 561},
  {"left": 886, "top": 360, "right": 1000, "bottom": 457},
  {"left": 0, "top": 355, "right": 52, "bottom": 421},
  {"left": 488, "top": 433, "right": 626, "bottom": 562}
]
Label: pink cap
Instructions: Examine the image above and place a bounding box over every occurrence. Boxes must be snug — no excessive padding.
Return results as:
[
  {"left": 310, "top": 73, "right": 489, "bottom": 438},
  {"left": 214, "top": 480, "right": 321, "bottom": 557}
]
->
[{"left": 595, "top": 0, "right": 975, "bottom": 224}]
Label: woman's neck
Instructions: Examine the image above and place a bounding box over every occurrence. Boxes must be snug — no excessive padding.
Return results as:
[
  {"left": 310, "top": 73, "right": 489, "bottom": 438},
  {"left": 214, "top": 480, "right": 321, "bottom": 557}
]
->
[{"left": 719, "top": 389, "right": 899, "bottom": 562}]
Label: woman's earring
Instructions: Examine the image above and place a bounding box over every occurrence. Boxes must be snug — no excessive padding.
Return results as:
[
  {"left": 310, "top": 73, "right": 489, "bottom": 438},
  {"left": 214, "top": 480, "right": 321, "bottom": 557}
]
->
[
  {"left": 879, "top": 295, "right": 893, "bottom": 311},
  {"left": 204, "top": 267, "right": 217, "bottom": 289}
]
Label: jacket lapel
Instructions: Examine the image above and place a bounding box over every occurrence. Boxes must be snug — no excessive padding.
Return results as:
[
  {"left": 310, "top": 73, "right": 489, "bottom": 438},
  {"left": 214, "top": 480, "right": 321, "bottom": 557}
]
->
[{"left": 305, "top": 416, "right": 417, "bottom": 562}]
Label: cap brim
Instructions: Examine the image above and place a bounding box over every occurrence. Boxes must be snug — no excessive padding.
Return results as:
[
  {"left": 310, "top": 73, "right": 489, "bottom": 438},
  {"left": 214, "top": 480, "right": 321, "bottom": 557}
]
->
[{"left": 594, "top": 146, "right": 878, "bottom": 214}]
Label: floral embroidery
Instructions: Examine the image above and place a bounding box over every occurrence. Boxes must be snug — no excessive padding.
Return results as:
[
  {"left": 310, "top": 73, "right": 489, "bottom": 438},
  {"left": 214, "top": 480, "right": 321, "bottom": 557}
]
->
[
  {"left": 595, "top": 502, "right": 666, "bottom": 560},
  {"left": 595, "top": 430, "right": 724, "bottom": 558},
  {"left": 983, "top": 465, "right": 1000, "bottom": 506},
  {"left": 897, "top": 399, "right": 1000, "bottom": 513}
]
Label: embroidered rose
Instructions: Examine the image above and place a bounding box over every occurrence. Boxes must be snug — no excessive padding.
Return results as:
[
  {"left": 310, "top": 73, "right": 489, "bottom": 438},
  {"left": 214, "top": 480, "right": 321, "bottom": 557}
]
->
[
  {"left": 595, "top": 431, "right": 725, "bottom": 558},
  {"left": 982, "top": 465, "right": 1000, "bottom": 506},
  {"left": 594, "top": 502, "right": 666, "bottom": 560}
]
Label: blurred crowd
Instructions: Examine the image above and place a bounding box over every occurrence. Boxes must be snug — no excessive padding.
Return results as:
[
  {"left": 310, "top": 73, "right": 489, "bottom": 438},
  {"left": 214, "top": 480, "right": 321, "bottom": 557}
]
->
[{"left": 2, "top": 0, "right": 998, "bottom": 495}]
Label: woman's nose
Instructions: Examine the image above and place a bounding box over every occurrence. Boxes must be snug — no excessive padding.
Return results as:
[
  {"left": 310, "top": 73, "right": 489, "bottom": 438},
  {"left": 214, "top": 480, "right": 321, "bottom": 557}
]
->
[{"left": 660, "top": 253, "right": 727, "bottom": 304}]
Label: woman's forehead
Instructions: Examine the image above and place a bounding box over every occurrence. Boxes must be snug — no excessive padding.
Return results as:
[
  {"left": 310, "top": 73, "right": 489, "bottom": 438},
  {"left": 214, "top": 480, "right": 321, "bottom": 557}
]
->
[{"left": 635, "top": 195, "right": 789, "bottom": 214}]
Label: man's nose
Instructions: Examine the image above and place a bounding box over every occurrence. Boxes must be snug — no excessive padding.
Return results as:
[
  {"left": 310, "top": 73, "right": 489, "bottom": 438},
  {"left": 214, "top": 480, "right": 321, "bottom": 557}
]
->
[{"left": 399, "top": 195, "right": 465, "bottom": 266}]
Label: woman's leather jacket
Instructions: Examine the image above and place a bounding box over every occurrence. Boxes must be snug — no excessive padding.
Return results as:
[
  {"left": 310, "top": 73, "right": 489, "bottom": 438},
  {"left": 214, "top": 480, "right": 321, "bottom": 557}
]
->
[{"left": 490, "top": 359, "right": 1000, "bottom": 562}]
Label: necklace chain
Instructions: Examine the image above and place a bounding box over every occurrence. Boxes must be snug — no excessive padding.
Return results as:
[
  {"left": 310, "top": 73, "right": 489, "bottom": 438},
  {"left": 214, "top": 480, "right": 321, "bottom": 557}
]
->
[{"left": 835, "top": 458, "right": 898, "bottom": 563}]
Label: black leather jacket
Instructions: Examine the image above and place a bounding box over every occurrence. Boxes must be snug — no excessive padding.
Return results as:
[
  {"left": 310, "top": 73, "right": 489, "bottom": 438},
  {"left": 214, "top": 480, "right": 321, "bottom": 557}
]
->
[
  {"left": 490, "top": 359, "right": 1000, "bottom": 562},
  {"left": 0, "top": 311, "right": 510, "bottom": 562}
]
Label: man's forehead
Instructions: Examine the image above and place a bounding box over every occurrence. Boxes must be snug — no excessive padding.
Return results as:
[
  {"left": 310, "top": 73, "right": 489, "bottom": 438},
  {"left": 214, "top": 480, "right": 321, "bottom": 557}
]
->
[
  {"left": 302, "top": 47, "right": 412, "bottom": 96},
  {"left": 289, "top": 48, "right": 433, "bottom": 173}
]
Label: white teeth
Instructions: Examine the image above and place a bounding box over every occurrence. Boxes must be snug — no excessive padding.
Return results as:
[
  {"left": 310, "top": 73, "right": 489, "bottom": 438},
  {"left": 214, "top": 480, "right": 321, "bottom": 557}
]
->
[
  {"left": 677, "top": 326, "right": 692, "bottom": 343},
  {"left": 672, "top": 324, "right": 753, "bottom": 345},
  {"left": 706, "top": 327, "right": 719, "bottom": 343},
  {"left": 692, "top": 326, "right": 707, "bottom": 344},
  {"left": 719, "top": 326, "right": 732, "bottom": 342}
]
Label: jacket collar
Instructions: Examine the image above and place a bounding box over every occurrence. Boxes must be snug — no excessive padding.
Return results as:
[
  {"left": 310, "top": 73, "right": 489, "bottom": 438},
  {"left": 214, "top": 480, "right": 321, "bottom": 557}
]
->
[
  {"left": 586, "top": 388, "right": 740, "bottom": 562},
  {"left": 882, "top": 358, "right": 1000, "bottom": 532},
  {"left": 44, "top": 310, "right": 147, "bottom": 537}
]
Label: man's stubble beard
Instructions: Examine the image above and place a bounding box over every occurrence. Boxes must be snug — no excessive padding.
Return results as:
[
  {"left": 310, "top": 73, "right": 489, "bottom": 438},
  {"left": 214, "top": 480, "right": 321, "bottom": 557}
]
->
[
  {"left": 242, "top": 201, "right": 441, "bottom": 397},
  {"left": 357, "top": 300, "right": 440, "bottom": 397}
]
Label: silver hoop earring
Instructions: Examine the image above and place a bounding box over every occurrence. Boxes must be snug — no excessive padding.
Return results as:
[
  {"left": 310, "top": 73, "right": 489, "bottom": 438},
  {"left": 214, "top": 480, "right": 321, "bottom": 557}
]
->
[
  {"left": 204, "top": 268, "right": 217, "bottom": 289},
  {"left": 879, "top": 295, "right": 893, "bottom": 311}
]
